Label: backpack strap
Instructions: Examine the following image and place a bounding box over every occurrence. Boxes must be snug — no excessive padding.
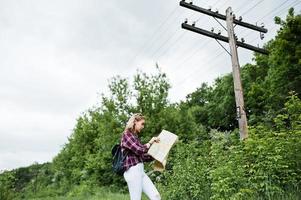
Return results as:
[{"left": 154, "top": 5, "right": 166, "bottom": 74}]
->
[{"left": 120, "top": 132, "right": 129, "bottom": 157}]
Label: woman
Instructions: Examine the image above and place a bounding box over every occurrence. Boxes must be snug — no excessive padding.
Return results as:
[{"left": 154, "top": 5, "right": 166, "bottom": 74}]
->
[{"left": 121, "top": 113, "right": 161, "bottom": 200}]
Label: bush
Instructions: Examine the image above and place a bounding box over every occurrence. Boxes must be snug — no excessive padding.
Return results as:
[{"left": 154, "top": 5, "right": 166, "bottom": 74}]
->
[{"left": 158, "top": 94, "right": 301, "bottom": 199}]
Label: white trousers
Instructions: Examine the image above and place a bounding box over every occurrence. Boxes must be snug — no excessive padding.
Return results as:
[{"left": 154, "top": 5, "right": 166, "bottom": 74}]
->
[{"left": 124, "top": 163, "right": 161, "bottom": 200}]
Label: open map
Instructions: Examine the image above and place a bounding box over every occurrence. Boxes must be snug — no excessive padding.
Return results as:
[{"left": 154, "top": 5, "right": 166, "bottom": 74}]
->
[{"left": 147, "top": 130, "right": 178, "bottom": 172}]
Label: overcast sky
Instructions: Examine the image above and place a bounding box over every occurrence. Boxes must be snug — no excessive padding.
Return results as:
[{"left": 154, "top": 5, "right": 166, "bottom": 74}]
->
[{"left": 1, "top": 0, "right": 300, "bottom": 171}]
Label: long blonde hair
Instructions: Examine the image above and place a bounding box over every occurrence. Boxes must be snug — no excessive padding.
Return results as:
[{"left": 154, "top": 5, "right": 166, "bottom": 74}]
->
[{"left": 124, "top": 113, "right": 145, "bottom": 133}]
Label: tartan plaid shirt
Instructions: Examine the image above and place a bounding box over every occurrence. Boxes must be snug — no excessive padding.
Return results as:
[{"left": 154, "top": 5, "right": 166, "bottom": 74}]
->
[{"left": 121, "top": 130, "right": 154, "bottom": 171}]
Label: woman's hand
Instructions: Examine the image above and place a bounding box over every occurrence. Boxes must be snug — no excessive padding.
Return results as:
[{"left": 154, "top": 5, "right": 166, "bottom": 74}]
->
[{"left": 149, "top": 137, "right": 160, "bottom": 145}]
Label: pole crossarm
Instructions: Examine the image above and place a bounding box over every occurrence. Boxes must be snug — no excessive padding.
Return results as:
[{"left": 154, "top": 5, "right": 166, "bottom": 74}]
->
[
  {"left": 180, "top": 1, "right": 270, "bottom": 140},
  {"left": 179, "top": 1, "right": 268, "bottom": 33},
  {"left": 181, "top": 23, "right": 269, "bottom": 55}
]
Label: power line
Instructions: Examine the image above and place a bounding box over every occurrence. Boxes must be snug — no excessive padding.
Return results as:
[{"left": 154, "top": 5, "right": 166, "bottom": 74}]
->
[
  {"left": 247, "top": 0, "right": 301, "bottom": 46},
  {"left": 167, "top": 0, "right": 289, "bottom": 104},
  {"left": 154, "top": 32, "right": 187, "bottom": 61},
  {"left": 172, "top": 39, "right": 212, "bottom": 69},
  {"left": 240, "top": 0, "right": 265, "bottom": 16},
  {"left": 240, "top": 0, "right": 301, "bottom": 41},
  {"left": 239, "top": 0, "right": 297, "bottom": 38},
  {"left": 145, "top": 10, "right": 188, "bottom": 54},
  {"left": 153, "top": 0, "right": 264, "bottom": 87},
  {"left": 148, "top": 0, "right": 285, "bottom": 70},
  {"left": 173, "top": 50, "right": 225, "bottom": 87},
  {"left": 126, "top": 6, "right": 180, "bottom": 68},
  {"left": 155, "top": 0, "right": 233, "bottom": 65},
  {"left": 256, "top": 0, "right": 293, "bottom": 23},
  {"left": 133, "top": 0, "right": 298, "bottom": 93},
  {"left": 149, "top": 0, "right": 227, "bottom": 63},
  {"left": 180, "top": 1, "right": 271, "bottom": 139},
  {"left": 166, "top": 0, "right": 255, "bottom": 68},
  {"left": 173, "top": 0, "right": 301, "bottom": 93},
  {"left": 171, "top": 0, "right": 269, "bottom": 76},
  {"left": 180, "top": 0, "right": 301, "bottom": 84},
  {"left": 149, "top": 27, "right": 183, "bottom": 59},
  {"left": 147, "top": 11, "right": 198, "bottom": 59},
  {"left": 173, "top": 0, "right": 301, "bottom": 94},
  {"left": 235, "top": 0, "right": 259, "bottom": 13}
]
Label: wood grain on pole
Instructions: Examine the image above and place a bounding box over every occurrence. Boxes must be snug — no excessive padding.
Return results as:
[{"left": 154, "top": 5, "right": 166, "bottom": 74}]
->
[{"left": 226, "top": 7, "right": 248, "bottom": 140}]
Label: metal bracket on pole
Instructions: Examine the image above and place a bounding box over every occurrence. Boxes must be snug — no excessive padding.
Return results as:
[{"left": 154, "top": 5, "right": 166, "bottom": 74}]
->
[{"left": 236, "top": 106, "right": 241, "bottom": 119}]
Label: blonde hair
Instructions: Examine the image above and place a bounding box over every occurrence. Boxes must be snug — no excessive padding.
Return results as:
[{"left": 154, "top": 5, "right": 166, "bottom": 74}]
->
[{"left": 124, "top": 113, "right": 145, "bottom": 133}]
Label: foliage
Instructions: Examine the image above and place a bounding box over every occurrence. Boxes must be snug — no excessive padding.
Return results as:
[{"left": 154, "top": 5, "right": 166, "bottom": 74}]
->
[
  {"left": 159, "top": 93, "right": 301, "bottom": 200},
  {"left": 0, "top": 8, "right": 300, "bottom": 200}
]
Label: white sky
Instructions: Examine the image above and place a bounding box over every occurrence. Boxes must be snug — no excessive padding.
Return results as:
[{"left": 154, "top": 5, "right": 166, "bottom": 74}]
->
[{"left": 1, "top": 0, "right": 300, "bottom": 171}]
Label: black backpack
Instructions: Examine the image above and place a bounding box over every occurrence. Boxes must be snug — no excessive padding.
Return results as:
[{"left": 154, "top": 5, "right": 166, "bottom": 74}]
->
[{"left": 111, "top": 144, "right": 128, "bottom": 175}]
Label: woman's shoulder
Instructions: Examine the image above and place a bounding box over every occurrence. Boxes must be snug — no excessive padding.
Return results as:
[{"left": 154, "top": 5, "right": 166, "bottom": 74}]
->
[
  {"left": 122, "top": 130, "right": 138, "bottom": 142},
  {"left": 121, "top": 130, "right": 131, "bottom": 140},
  {"left": 124, "top": 130, "right": 135, "bottom": 136},
  {"left": 121, "top": 131, "right": 134, "bottom": 147}
]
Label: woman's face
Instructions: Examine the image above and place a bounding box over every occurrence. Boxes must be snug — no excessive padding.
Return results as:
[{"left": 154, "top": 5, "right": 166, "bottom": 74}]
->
[{"left": 135, "top": 119, "right": 145, "bottom": 133}]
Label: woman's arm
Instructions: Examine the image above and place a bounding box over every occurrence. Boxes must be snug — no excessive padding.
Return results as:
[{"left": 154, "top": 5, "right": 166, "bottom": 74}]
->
[{"left": 122, "top": 133, "right": 148, "bottom": 156}]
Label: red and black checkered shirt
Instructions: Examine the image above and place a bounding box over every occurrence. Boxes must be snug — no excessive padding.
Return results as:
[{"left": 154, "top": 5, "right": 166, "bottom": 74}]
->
[{"left": 121, "top": 130, "right": 154, "bottom": 171}]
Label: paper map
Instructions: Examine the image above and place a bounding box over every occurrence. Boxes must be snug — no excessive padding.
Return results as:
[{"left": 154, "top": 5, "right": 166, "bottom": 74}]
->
[{"left": 147, "top": 130, "right": 178, "bottom": 172}]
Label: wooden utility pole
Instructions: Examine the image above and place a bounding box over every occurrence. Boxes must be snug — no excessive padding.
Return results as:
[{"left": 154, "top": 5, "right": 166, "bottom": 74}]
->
[
  {"left": 226, "top": 7, "right": 248, "bottom": 139},
  {"left": 179, "top": 0, "right": 268, "bottom": 140}
]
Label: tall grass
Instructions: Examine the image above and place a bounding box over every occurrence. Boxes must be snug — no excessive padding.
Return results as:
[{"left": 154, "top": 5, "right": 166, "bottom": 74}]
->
[{"left": 27, "top": 187, "right": 151, "bottom": 200}]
